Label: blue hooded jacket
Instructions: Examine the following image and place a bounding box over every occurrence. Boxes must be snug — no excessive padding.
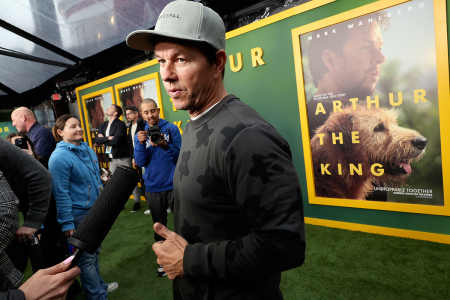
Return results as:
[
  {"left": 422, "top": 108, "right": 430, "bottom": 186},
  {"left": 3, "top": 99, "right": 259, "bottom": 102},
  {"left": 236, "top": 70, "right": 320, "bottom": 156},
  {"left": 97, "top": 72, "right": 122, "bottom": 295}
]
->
[
  {"left": 134, "top": 118, "right": 181, "bottom": 192},
  {"left": 48, "top": 141, "right": 102, "bottom": 232}
]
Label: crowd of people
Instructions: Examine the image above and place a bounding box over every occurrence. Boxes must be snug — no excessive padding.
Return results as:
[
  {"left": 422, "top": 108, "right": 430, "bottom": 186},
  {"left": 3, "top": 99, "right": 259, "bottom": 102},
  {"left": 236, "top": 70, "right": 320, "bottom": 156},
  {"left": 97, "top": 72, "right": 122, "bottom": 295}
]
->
[{"left": 0, "top": 1, "right": 306, "bottom": 299}]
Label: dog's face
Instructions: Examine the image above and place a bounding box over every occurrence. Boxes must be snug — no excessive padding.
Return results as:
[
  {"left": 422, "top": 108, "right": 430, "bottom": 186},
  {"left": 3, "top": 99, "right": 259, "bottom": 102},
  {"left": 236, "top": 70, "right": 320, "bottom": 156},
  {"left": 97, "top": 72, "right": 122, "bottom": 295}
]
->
[{"left": 316, "top": 105, "right": 427, "bottom": 184}]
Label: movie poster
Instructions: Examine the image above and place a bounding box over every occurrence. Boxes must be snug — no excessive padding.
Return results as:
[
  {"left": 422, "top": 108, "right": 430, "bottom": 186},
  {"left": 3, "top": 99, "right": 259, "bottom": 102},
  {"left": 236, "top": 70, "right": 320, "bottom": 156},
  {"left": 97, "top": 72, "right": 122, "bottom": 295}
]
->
[
  {"left": 297, "top": 0, "right": 444, "bottom": 206},
  {"left": 82, "top": 90, "right": 114, "bottom": 171},
  {"left": 117, "top": 78, "right": 160, "bottom": 110}
]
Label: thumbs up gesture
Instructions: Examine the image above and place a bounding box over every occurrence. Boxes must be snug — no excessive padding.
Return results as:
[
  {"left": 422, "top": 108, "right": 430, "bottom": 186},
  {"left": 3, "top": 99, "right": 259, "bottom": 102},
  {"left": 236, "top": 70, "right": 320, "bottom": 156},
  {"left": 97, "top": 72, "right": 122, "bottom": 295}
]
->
[{"left": 152, "top": 222, "right": 188, "bottom": 280}]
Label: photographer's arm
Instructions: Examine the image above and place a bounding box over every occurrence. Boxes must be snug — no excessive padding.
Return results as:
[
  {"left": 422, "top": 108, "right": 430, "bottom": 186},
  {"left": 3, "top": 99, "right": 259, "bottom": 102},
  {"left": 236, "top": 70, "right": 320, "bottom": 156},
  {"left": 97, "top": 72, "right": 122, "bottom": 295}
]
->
[{"left": 134, "top": 132, "right": 152, "bottom": 167}]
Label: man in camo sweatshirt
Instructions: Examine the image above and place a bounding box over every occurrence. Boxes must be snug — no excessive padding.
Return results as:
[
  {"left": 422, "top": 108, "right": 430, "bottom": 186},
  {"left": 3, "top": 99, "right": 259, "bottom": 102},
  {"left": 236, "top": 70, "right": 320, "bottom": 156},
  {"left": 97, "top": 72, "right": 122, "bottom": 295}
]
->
[{"left": 127, "top": 1, "right": 306, "bottom": 299}]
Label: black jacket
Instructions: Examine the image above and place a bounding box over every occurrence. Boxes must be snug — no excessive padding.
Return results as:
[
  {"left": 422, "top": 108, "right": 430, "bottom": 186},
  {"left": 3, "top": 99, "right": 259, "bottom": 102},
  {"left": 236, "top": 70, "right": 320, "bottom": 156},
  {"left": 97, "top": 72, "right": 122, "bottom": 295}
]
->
[
  {"left": 0, "top": 290, "right": 25, "bottom": 300},
  {"left": 0, "top": 271, "right": 25, "bottom": 300},
  {"left": 94, "top": 119, "right": 130, "bottom": 159},
  {"left": 126, "top": 119, "right": 143, "bottom": 158}
]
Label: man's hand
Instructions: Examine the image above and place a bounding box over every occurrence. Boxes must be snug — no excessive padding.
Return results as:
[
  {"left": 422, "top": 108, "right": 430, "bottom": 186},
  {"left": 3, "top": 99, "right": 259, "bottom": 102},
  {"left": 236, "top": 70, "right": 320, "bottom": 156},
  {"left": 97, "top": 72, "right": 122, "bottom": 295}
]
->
[
  {"left": 137, "top": 131, "right": 147, "bottom": 145},
  {"left": 132, "top": 158, "right": 137, "bottom": 167},
  {"left": 19, "top": 256, "right": 81, "bottom": 300},
  {"left": 108, "top": 136, "right": 114, "bottom": 140},
  {"left": 152, "top": 223, "right": 188, "bottom": 280},
  {"left": 16, "top": 226, "right": 38, "bottom": 243},
  {"left": 150, "top": 134, "right": 168, "bottom": 148},
  {"left": 98, "top": 134, "right": 104, "bottom": 138}
]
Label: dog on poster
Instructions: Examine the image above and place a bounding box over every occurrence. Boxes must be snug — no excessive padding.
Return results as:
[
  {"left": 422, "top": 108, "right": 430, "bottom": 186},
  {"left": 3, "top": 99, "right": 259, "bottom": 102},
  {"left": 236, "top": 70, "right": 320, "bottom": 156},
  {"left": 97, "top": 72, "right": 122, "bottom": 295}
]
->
[{"left": 311, "top": 105, "right": 427, "bottom": 200}]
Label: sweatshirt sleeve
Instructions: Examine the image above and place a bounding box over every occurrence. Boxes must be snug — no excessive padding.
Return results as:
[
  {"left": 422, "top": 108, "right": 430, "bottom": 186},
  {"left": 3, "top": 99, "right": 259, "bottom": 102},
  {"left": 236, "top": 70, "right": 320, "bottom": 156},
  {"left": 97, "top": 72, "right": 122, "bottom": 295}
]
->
[
  {"left": 162, "top": 124, "right": 181, "bottom": 164},
  {"left": 0, "top": 172, "right": 23, "bottom": 288},
  {"left": 134, "top": 133, "right": 152, "bottom": 167},
  {"left": 48, "top": 154, "right": 75, "bottom": 232},
  {"left": 0, "top": 290, "right": 25, "bottom": 300},
  {"left": 182, "top": 126, "right": 306, "bottom": 281},
  {"left": 0, "top": 138, "right": 51, "bottom": 230}
]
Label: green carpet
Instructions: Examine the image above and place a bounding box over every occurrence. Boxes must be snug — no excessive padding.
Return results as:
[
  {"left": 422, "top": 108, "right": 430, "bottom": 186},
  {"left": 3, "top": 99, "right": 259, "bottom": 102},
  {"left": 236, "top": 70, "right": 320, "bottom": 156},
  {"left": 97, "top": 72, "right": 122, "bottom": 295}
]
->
[{"left": 23, "top": 200, "right": 450, "bottom": 299}]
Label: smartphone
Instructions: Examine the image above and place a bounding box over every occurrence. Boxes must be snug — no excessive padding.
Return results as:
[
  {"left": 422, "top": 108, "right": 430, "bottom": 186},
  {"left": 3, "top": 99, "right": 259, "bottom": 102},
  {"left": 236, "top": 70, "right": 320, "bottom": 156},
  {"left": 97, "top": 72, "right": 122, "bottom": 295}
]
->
[
  {"left": 14, "top": 138, "right": 28, "bottom": 149},
  {"left": 100, "top": 168, "right": 111, "bottom": 176}
]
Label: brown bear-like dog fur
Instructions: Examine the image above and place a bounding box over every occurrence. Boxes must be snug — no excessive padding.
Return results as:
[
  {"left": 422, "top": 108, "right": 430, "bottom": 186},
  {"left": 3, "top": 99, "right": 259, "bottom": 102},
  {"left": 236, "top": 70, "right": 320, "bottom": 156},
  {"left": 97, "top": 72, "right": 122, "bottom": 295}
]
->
[{"left": 311, "top": 105, "right": 427, "bottom": 200}]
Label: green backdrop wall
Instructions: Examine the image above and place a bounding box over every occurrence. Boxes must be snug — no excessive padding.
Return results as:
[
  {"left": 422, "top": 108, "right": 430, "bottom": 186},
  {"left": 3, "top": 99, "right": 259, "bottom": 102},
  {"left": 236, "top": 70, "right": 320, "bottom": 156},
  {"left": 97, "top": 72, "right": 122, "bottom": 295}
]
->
[
  {"left": 0, "top": 121, "right": 16, "bottom": 139},
  {"left": 76, "top": 0, "right": 450, "bottom": 238}
]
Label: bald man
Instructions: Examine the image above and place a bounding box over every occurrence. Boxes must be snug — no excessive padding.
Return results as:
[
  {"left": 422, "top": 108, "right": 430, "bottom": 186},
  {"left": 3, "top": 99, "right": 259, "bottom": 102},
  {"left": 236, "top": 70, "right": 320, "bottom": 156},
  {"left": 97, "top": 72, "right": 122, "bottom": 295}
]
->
[{"left": 11, "top": 107, "right": 56, "bottom": 160}]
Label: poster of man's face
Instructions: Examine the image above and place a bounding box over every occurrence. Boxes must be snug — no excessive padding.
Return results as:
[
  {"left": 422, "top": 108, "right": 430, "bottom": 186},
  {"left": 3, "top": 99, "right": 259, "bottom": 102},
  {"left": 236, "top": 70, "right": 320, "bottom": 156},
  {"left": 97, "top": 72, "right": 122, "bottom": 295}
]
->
[
  {"left": 119, "top": 79, "right": 159, "bottom": 111},
  {"left": 299, "top": 0, "right": 444, "bottom": 205},
  {"left": 85, "top": 92, "right": 113, "bottom": 131},
  {"left": 84, "top": 91, "right": 113, "bottom": 172}
]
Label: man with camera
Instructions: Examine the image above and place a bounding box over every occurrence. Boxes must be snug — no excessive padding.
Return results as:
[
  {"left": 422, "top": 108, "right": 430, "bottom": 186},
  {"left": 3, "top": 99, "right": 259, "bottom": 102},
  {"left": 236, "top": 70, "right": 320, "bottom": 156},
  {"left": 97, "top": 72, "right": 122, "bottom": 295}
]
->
[
  {"left": 11, "top": 107, "right": 56, "bottom": 162},
  {"left": 134, "top": 98, "right": 181, "bottom": 277}
]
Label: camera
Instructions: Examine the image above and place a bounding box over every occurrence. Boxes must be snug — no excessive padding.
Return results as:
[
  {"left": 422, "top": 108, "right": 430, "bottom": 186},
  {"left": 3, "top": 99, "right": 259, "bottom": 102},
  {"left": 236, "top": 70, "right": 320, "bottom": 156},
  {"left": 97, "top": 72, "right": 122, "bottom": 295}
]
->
[{"left": 148, "top": 125, "right": 162, "bottom": 144}]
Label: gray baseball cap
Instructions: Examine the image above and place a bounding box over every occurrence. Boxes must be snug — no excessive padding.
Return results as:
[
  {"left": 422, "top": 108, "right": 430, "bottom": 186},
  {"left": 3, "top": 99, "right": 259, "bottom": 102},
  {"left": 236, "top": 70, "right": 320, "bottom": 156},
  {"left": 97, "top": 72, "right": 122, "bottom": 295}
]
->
[{"left": 126, "top": 1, "right": 225, "bottom": 51}]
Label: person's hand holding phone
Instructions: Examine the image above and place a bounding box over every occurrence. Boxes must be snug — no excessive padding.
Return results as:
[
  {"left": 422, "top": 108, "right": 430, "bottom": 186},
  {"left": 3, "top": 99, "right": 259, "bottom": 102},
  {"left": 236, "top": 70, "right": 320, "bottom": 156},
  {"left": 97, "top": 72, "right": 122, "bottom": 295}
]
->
[
  {"left": 23, "top": 141, "right": 33, "bottom": 156},
  {"left": 14, "top": 138, "right": 33, "bottom": 156}
]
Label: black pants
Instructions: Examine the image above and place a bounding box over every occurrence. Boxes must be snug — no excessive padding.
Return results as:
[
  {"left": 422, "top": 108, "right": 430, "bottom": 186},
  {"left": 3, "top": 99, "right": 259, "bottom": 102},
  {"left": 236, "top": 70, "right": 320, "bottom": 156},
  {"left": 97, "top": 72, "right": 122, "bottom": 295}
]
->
[{"left": 145, "top": 190, "right": 174, "bottom": 242}]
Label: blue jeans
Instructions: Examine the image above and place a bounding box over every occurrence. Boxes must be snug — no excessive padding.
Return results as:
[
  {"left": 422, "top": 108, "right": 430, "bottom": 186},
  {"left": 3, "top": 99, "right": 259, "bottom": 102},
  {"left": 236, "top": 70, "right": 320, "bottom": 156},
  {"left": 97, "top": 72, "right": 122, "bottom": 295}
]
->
[{"left": 74, "top": 214, "right": 108, "bottom": 300}]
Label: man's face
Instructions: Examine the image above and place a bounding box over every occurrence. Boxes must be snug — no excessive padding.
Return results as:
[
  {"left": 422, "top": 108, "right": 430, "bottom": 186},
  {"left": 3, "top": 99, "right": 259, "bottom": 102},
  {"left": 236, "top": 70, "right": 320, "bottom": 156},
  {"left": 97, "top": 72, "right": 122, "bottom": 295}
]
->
[
  {"left": 126, "top": 88, "right": 144, "bottom": 108},
  {"left": 11, "top": 112, "right": 26, "bottom": 132},
  {"left": 331, "top": 22, "right": 386, "bottom": 99},
  {"left": 125, "top": 109, "right": 138, "bottom": 123},
  {"left": 91, "top": 101, "right": 105, "bottom": 128},
  {"left": 154, "top": 40, "right": 216, "bottom": 113},
  {"left": 141, "top": 102, "right": 160, "bottom": 126},
  {"left": 105, "top": 105, "right": 116, "bottom": 118}
]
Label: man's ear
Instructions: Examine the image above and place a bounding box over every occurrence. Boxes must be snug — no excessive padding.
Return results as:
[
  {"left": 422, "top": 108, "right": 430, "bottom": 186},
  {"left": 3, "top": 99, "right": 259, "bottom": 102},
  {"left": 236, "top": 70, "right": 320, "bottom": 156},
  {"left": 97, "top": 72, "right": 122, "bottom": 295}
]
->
[
  {"left": 214, "top": 50, "right": 227, "bottom": 79},
  {"left": 20, "top": 114, "right": 26, "bottom": 122},
  {"left": 322, "top": 50, "right": 342, "bottom": 72}
]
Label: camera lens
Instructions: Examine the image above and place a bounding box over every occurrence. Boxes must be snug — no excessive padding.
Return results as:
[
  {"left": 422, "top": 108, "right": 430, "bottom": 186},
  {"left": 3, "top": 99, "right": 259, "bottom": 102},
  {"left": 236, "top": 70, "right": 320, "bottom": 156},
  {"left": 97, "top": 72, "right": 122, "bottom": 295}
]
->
[{"left": 151, "top": 133, "right": 161, "bottom": 144}]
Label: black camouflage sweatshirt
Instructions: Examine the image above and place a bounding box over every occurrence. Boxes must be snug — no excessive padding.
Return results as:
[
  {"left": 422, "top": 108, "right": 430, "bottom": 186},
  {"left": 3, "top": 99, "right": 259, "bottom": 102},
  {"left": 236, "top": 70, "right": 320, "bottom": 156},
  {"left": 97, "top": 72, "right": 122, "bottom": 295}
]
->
[{"left": 173, "top": 95, "right": 306, "bottom": 300}]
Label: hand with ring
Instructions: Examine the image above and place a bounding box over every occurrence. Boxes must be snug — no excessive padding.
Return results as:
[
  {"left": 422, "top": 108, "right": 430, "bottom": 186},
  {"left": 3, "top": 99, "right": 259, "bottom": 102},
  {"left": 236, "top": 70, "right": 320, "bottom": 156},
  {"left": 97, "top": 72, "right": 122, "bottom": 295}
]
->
[{"left": 16, "top": 226, "right": 38, "bottom": 243}]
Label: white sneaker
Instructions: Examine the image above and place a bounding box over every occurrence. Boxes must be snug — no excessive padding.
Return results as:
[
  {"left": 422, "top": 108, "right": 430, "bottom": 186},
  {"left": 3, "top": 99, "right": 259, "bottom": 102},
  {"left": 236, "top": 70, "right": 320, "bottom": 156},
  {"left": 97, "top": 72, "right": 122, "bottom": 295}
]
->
[
  {"left": 144, "top": 209, "right": 151, "bottom": 215},
  {"left": 107, "top": 282, "right": 118, "bottom": 293}
]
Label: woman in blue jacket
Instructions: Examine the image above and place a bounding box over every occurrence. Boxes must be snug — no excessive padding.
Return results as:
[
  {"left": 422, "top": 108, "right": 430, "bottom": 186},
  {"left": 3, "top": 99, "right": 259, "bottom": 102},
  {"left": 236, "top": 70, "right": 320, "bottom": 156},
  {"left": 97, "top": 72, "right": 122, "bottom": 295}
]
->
[{"left": 48, "top": 115, "right": 117, "bottom": 300}]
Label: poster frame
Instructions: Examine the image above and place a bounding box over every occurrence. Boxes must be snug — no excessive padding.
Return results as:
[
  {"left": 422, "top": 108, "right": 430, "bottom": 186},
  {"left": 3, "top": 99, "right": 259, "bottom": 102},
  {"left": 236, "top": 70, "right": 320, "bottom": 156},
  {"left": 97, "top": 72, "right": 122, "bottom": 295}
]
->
[
  {"left": 113, "top": 72, "right": 165, "bottom": 120},
  {"left": 291, "top": 0, "right": 450, "bottom": 216},
  {"left": 80, "top": 86, "right": 116, "bottom": 148}
]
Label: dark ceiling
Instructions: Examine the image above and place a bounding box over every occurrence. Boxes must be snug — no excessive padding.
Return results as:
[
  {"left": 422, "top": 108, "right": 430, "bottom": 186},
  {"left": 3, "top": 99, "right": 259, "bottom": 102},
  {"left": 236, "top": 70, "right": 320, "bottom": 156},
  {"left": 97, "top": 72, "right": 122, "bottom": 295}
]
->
[{"left": 0, "top": 0, "right": 307, "bottom": 110}]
